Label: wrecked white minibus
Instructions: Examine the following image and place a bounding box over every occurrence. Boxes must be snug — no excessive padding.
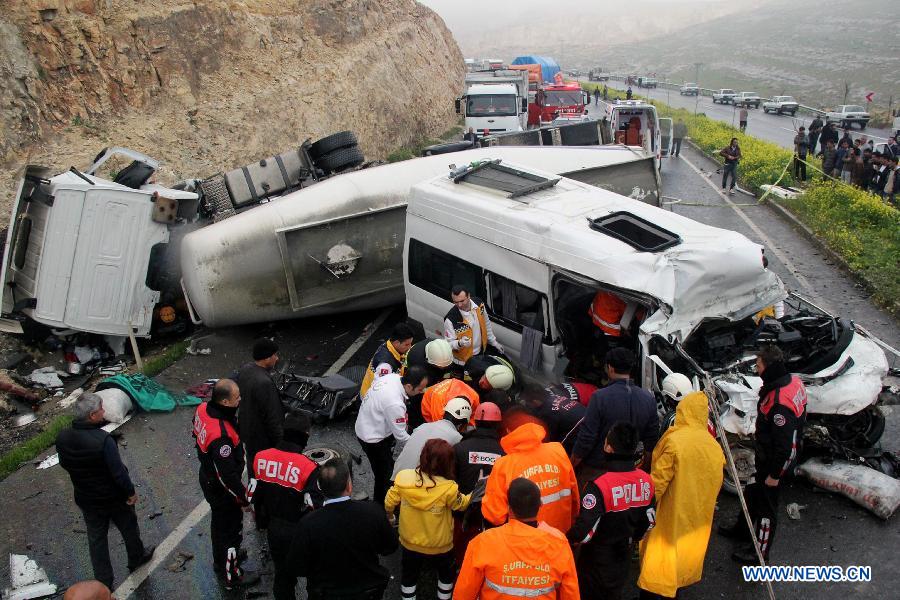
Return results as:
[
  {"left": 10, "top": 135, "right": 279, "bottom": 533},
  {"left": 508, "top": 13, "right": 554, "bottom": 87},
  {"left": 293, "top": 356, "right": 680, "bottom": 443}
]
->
[{"left": 402, "top": 159, "right": 891, "bottom": 489}]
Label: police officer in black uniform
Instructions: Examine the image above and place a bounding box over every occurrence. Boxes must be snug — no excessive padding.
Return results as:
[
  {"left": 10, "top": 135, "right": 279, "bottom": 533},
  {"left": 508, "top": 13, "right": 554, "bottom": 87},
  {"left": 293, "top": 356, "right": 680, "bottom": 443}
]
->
[
  {"left": 721, "top": 345, "right": 807, "bottom": 564},
  {"left": 568, "top": 422, "right": 656, "bottom": 600},
  {"left": 249, "top": 412, "right": 322, "bottom": 600},
  {"left": 192, "top": 379, "right": 258, "bottom": 590}
]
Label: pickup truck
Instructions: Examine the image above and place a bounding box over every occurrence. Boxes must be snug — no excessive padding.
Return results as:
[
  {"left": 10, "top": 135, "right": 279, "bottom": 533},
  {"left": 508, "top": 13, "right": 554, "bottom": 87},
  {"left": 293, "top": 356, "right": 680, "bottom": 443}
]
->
[
  {"left": 638, "top": 77, "right": 658, "bottom": 89},
  {"left": 762, "top": 96, "right": 799, "bottom": 116},
  {"left": 679, "top": 83, "right": 699, "bottom": 96},
  {"left": 712, "top": 89, "right": 737, "bottom": 104},
  {"left": 825, "top": 105, "right": 870, "bottom": 130},
  {"left": 734, "top": 92, "right": 761, "bottom": 109}
]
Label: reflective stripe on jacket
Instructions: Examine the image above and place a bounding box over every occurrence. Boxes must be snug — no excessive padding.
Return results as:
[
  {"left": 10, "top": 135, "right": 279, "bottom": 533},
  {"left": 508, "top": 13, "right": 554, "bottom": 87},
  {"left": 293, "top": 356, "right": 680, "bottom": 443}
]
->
[
  {"left": 359, "top": 340, "right": 405, "bottom": 399},
  {"left": 445, "top": 297, "right": 489, "bottom": 364}
]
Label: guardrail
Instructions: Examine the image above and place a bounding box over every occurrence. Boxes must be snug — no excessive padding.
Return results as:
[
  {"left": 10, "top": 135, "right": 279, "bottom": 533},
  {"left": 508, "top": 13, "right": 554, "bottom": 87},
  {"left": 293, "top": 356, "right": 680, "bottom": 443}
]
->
[{"left": 591, "top": 75, "right": 826, "bottom": 117}]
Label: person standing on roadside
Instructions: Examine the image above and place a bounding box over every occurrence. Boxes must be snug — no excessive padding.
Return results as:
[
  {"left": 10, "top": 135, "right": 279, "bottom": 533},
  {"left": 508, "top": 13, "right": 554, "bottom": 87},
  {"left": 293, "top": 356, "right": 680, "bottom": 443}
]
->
[
  {"left": 839, "top": 125, "right": 853, "bottom": 149},
  {"left": 355, "top": 365, "right": 430, "bottom": 505},
  {"left": 722, "top": 345, "right": 807, "bottom": 565},
  {"left": 808, "top": 115, "right": 824, "bottom": 157},
  {"left": 602, "top": 84, "right": 608, "bottom": 100},
  {"left": 236, "top": 338, "right": 283, "bottom": 474},
  {"left": 837, "top": 139, "right": 853, "bottom": 183},
  {"left": 593, "top": 88, "right": 601, "bottom": 106},
  {"left": 57, "top": 393, "right": 154, "bottom": 590},
  {"left": 738, "top": 106, "right": 749, "bottom": 133},
  {"left": 626, "top": 86, "right": 633, "bottom": 100},
  {"left": 289, "top": 458, "right": 399, "bottom": 600},
  {"left": 793, "top": 126, "right": 809, "bottom": 182},
  {"left": 464, "top": 127, "right": 477, "bottom": 144},
  {"left": 821, "top": 139, "right": 838, "bottom": 178},
  {"left": 819, "top": 122, "right": 839, "bottom": 155},
  {"left": 719, "top": 137, "right": 742, "bottom": 194},
  {"left": 638, "top": 391, "right": 724, "bottom": 599},
  {"left": 193, "top": 380, "right": 258, "bottom": 590},
  {"left": 672, "top": 118, "right": 687, "bottom": 158}
]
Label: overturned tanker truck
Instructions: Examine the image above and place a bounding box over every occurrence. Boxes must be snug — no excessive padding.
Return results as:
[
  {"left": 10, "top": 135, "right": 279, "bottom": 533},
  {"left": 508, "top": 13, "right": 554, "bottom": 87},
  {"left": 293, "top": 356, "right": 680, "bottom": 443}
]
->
[{"left": 0, "top": 128, "right": 661, "bottom": 337}]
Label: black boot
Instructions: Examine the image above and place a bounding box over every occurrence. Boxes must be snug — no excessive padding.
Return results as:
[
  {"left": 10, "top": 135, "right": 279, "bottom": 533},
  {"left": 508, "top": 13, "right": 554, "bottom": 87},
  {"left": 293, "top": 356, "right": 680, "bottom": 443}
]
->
[
  {"left": 731, "top": 543, "right": 764, "bottom": 565},
  {"left": 717, "top": 520, "right": 751, "bottom": 541}
]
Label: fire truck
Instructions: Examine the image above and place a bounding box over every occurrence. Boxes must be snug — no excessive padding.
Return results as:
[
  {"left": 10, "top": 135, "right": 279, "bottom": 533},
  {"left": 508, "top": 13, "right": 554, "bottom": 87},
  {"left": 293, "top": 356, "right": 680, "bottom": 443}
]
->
[{"left": 531, "top": 73, "right": 590, "bottom": 126}]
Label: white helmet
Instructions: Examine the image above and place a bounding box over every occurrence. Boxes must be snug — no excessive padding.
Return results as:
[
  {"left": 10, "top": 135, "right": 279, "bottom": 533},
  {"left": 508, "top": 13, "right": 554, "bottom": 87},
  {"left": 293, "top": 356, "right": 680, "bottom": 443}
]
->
[
  {"left": 484, "top": 364, "right": 514, "bottom": 390},
  {"left": 444, "top": 396, "right": 473, "bottom": 421},
  {"left": 661, "top": 373, "right": 694, "bottom": 402},
  {"left": 425, "top": 339, "right": 454, "bottom": 368}
]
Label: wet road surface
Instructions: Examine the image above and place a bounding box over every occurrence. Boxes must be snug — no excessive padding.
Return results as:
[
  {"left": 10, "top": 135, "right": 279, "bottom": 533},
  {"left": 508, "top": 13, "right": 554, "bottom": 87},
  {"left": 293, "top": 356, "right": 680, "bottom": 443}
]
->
[{"left": 1, "top": 149, "right": 898, "bottom": 599}]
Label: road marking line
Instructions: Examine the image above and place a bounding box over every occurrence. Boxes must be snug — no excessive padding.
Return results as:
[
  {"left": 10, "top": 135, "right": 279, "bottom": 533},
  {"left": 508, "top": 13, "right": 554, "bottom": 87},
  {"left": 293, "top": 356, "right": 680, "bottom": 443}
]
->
[
  {"left": 113, "top": 502, "right": 210, "bottom": 598},
  {"left": 113, "top": 309, "right": 392, "bottom": 598},
  {"left": 678, "top": 152, "right": 830, "bottom": 311},
  {"left": 323, "top": 307, "right": 393, "bottom": 376}
]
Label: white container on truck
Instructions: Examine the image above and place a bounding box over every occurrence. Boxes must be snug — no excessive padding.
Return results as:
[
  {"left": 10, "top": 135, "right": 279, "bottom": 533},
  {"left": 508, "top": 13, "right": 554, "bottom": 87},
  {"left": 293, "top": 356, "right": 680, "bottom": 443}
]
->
[{"left": 457, "top": 70, "right": 530, "bottom": 136}]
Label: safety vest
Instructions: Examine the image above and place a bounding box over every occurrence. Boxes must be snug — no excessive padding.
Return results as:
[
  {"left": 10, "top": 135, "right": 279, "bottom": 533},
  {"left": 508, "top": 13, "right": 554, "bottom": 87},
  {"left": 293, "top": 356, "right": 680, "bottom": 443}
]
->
[
  {"left": 594, "top": 469, "right": 654, "bottom": 513},
  {"left": 192, "top": 402, "right": 240, "bottom": 454},
  {"left": 251, "top": 447, "right": 318, "bottom": 492},
  {"left": 359, "top": 340, "right": 404, "bottom": 399},
  {"left": 445, "top": 297, "right": 489, "bottom": 364},
  {"left": 588, "top": 291, "right": 628, "bottom": 337},
  {"left": 760, "top": 375, "right": 807, "bottom": 418}
]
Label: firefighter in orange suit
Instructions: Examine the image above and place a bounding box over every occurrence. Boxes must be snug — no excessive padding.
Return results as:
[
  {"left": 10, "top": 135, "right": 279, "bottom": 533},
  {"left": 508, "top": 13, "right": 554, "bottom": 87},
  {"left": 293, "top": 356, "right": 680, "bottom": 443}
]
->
[
  {"left": 455, "top": 478, "right": 580, "bottom": 600},
  {"left": 588, "top": 290, "right": 644, "bottom": 338},
  {"left": 482, "top": 422, "right": 579, "bottom": 533},
  {"left": 421, "top": 377, "right": 481, "bottom": 425}
]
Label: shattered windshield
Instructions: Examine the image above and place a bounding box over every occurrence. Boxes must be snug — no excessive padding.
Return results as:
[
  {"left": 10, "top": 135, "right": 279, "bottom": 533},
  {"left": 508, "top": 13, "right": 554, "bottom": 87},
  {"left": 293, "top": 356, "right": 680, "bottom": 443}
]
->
[{"left": 466, "top": 94, "right": 518, "bottom": 117}]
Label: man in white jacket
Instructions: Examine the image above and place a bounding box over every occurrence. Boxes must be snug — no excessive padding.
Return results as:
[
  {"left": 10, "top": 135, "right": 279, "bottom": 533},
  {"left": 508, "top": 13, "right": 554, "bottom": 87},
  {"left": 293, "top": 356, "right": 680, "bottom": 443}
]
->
[
  {"left": 443, "top": 284, "right": 503, "bottom": 367},
  {"left": 355, "top": 366, "right": 429, "bottom": 504}
]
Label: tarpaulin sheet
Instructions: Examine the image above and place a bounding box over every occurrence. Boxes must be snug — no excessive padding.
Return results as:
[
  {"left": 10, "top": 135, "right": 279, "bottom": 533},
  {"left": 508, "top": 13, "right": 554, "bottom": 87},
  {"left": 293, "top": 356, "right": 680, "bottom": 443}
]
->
[{"left": 97, "top": 373, "right": 201, "bottom": 412}]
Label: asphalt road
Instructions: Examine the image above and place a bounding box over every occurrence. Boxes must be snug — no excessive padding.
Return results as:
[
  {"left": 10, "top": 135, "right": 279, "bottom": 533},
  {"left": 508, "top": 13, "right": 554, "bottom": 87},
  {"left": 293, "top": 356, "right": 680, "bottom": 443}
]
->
[
  {"left": 596, "top": 80, "right": 896, "bottom": 151},
  {"left": 1, "top": 149, "right": 898, "bottom": 600}
]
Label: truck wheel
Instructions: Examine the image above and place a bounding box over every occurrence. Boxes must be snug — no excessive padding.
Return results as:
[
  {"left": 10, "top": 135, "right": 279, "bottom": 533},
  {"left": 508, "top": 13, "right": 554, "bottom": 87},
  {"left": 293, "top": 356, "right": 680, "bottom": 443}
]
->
[
  {"left": 790, "top": 110, "right": 797, "bottom": 116},
  {"left": 764, "top": 107, "right": 770, "bottom": 113},
  {"left": 859, "top": 122, "right": 867, "bottom": 130},
  {"left": 308, "top": 131, "right": 358, "bottom": 160},
  {"left": 315, "top": 146, "right": 365, "bottom": 173}
]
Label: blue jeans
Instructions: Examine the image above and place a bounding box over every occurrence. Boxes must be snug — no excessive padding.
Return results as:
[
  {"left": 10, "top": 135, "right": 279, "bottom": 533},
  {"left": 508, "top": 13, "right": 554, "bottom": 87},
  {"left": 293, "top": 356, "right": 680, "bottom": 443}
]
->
[{"left": 722, "top": 162, "right": 737, "bottom": 189}]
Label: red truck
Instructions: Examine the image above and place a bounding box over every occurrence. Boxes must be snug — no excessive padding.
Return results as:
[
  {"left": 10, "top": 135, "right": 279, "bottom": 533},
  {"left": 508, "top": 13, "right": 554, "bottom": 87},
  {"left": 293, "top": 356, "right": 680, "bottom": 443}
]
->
[{"left": 534, "top": 75, "right": 589, "bottom": 125}]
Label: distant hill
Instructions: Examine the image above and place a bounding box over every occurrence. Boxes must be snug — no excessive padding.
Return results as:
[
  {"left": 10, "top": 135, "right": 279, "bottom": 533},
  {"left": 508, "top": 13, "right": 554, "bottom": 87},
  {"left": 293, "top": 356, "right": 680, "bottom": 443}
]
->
[{"left": 574, "top": 0, "right": 899, "bottom": 110}]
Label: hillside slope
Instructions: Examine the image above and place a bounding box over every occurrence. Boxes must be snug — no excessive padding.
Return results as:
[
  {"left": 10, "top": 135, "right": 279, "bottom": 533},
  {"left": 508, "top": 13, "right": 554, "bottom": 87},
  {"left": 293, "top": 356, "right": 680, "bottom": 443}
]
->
[
  {"left": 597, "top": 0, "right": 899, "bottom": 109},
  {"left": 0, "top": 0, "right": 464, "bottom": 217}
]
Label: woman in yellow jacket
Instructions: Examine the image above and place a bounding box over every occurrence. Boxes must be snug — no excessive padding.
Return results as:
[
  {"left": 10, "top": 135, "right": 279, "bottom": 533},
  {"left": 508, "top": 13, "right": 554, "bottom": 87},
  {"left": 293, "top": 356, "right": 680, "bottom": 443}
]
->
[
  {"left": 386, "top": 438, "right": 472, "bottom": 600},
  {"left": 638, "top": 391, "right": 725, "bottom": 599}
]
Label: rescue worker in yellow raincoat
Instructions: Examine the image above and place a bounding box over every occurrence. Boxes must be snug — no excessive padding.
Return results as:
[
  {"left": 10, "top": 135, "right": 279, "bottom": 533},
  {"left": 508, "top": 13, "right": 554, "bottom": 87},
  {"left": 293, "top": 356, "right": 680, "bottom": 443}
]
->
[{"left": 637, "top": 391, "right": 724, "bottom": 599}]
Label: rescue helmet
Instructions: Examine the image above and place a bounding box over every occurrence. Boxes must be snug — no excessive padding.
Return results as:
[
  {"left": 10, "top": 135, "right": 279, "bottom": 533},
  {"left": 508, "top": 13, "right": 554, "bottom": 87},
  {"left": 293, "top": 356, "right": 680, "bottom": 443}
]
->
[
  {"left": 473, "top": 401, "right": 502, "bottom": 422},
  {"left": 661, "top": 373, "right": 693, "bottom": 402},
  {"left": 484, "top": 364, "right": 514, "bottom": 391},
  {"left": 443, "top": 396, "right": 473, "bottom": 421},
  {"left": 425, "top": 339, "right": 454, "bottom": 368}
]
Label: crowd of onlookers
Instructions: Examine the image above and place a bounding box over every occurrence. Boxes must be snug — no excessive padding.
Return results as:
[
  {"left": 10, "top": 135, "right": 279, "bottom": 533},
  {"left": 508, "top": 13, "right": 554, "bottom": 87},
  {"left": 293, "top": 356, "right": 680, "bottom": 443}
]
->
[{"left": 794, "top": 119, "right": 898, "bottom": 204}]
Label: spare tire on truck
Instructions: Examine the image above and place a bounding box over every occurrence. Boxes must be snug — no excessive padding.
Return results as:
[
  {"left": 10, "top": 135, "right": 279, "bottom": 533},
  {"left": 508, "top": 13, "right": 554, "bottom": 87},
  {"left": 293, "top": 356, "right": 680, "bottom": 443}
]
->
[
  {"left": 308, "top": 131, "right": 358, "bottom": 160},
  {"left": 316, "top": 146, "right": 365, "bottom": 173}
]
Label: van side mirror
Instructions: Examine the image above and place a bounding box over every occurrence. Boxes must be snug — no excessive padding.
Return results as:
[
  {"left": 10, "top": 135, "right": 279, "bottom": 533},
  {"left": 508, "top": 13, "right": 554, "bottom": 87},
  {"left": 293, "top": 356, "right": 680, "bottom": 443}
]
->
[
  {"left": 455, "top": 98, "right": 462, "bottom": 114},
  {"left": 521, "top": 97, "right": 528, "bottom": 113}
]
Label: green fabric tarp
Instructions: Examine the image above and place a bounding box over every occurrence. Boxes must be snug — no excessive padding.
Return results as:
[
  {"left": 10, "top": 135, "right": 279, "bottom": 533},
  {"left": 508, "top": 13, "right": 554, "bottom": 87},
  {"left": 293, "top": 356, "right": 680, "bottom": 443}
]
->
[{"left": 97, "top": 373, "right": 201, "bottom": 412}]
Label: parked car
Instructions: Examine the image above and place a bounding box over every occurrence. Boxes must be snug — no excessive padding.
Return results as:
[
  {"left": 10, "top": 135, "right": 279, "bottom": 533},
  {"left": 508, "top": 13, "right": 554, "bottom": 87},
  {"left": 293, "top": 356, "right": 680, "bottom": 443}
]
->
[
  {"left": 680, "top": 83, "right": 699, "bottom": 96},
  {"left": 712, "top": 89, "right": 738, "bottom": 104},
  {"left": 734, "top": 92, "right": 761, "bottom": 109},
  {"left": 762, "top": 96, "right": 799, "bottom": 116},
  {"left": 825, "top": 105, "right": 870, "bottom": 130}
]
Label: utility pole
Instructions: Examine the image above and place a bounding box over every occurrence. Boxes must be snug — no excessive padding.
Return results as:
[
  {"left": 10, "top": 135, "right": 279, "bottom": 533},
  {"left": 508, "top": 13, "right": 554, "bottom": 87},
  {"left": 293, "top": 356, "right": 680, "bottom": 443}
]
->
[{"left": 693, "top": 62, "right": 703, "bottom": 115}]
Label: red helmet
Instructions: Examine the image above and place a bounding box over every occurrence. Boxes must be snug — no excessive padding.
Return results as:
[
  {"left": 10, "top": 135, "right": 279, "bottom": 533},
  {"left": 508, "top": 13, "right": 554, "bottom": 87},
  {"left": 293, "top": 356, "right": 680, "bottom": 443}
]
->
[{"left": 473, "top": 402, "right": 502, "bottom": 422}]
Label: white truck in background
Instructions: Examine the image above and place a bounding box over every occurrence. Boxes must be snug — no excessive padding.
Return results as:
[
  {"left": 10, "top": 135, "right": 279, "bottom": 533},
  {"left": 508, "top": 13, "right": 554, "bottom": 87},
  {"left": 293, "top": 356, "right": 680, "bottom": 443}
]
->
[{"left": 456, "top": 70, "right": 530, "bottom": 137}]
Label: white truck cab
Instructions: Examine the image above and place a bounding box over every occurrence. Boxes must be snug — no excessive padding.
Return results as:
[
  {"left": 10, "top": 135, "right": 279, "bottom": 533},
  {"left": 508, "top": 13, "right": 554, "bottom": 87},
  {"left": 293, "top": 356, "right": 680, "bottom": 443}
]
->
[
  {"left": 0, "top": 148, "right": 198, "bottom": 336},
  {"left": 459, "top": 83, "right": 526, "bottom": 136},
  {"left": 403, "top": 159, "right": 784, "bottom": 387}
]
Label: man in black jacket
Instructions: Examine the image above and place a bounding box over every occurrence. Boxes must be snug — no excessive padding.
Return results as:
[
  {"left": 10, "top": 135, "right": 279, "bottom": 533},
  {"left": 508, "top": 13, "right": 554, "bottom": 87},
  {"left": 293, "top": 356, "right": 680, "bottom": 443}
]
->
[
  {"left": 57, "top": 392, "right": 154, "bottom": 589},
  {"left": 807, "top": 116, "right": 824, "bottom": 158},
  {"left": 522, "top": 383, "right": 587, "bottom": 454},
  {"left": 568, "top": 422, "right": 655, "bottom": 600},
  {"left": 721, "top": 345, "right": 807, "bottom": 564},
  {"left": 193, "top": 379, "right": 257, "bottom": 589},
  {"left": 571, "top": 348, "right": 658, "bottom": 489},
  {"left": 819, "top": 122, "right": 839, "bottom": 155},
  {"left": 249, "top": 412, "right": 321, "bottom": 600},
  {"left": 236, "top": 338, "right": 284, "bottom": 474},
  {"left": 288, "top": 458, "right": 398, "bottom": 599}
]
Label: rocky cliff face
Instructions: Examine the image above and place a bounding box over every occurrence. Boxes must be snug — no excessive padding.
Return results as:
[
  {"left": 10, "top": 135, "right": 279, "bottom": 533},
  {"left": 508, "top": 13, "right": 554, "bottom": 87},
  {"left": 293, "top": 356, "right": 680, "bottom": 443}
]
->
[{"left": 0, "top": 0, "right": 464, "bottom": 215}]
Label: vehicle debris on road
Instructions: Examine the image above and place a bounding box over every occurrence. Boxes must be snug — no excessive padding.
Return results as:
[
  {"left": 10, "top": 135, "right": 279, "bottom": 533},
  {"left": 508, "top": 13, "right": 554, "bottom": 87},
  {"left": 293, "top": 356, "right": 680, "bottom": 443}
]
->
[{"left": 797, "top": 457, "right": 900, "bottom": 519}]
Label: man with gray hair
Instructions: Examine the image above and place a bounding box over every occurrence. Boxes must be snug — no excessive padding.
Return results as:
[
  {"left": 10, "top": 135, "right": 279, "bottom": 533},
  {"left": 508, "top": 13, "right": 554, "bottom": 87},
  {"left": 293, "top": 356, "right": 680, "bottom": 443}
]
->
[{"left": 57, "top": 392, "right": 154, "bottom": 590}]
